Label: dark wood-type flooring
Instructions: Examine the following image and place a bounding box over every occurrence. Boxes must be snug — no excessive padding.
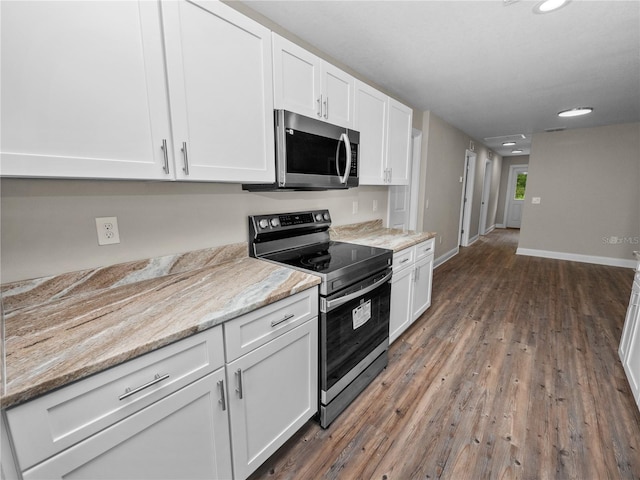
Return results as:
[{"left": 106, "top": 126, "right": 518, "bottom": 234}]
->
[{"left": 250, "top": 229, "right": 640, "bottom": 480}]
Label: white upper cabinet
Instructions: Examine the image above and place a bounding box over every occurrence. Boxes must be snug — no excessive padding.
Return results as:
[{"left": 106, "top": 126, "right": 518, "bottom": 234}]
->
[
  {"left": 272, "top": 34, "right": 354, "bottom": 128},
  {"left": 0, "top": 1, "right": 172, "bottom": 180},
  {"left": 386, "top": 98, "right": 413, "bottom": 185},
  {"left": 1, "top": 0, "right": 275, "bottom": 183},
  {"left": 355, "top": 81, "right": 412, "bottom": 186},
  {"left": 162, "top": 0, "right": 275, "bottom": 183},
  {"left": 354, "top": 80, "right": 388, "bottom": 185}
]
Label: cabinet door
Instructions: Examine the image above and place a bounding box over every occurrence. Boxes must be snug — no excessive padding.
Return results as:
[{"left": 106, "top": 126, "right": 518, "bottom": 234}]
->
[
  {"left": 620, "top": 285, "right": 640, "bottom": 361},
  {"left": 386, "top": 98, "right": 413, "bottom": 185},
  {"left": 163, "top": 0, "right": 275, "bottom": 183},
  {"left": 622, "top": 286, "right": 640, "bottom": 407},
  {"left": 22, "top": 369, "right": 232, "bottom": 480},
  {"left": 355, "top": 81, "right": 388, "bottom": 185},
  {"left": 322, "top": 63, "right": 354, "bottom": 128},
  {"left": 272, "top": 34, "right": 323, "bottom": 119},
  {"left": 227, "top": 318, "right": 318, "bottom": 480},
  {"left": 1, "top": 1, "right": 171, "bottom": 180},
  {"left": 412, "top": 255, "right": 434, "bottom": 321},
  {"left": 390, "top": 266, "right": 413, "bottom": 344}
]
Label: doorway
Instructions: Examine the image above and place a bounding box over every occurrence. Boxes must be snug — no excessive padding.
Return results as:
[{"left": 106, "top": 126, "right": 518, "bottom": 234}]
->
[
  {"left": 458, "top": 150, "right": 476, "bottom": 246},
  {"left": 505, "top": 165, "right": 528, "bottom": 228},
  {"left": 479, "top": 159, "right": 492, "bottom": 235}
]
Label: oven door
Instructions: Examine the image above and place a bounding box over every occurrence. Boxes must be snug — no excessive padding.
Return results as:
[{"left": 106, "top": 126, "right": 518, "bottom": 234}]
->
[{"left": 319, "top": 268, "right": 391, "bottom": 404}]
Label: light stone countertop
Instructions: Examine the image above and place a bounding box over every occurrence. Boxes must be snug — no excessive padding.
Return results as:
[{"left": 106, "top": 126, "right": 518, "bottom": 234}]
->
[
  {"left": 331, "top": 219, "right": 437, "bottom": 252},
  {"left": 1, "top": 245, "right": 320, "bottom": 408},
  {"left": 0, "top": 221, "right": 436, "bottom": 409}
]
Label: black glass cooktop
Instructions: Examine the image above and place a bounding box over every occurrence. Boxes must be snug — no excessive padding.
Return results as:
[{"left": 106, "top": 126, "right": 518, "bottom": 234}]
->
[{"left": 263, "top": 241, "right": 391, "bottom": 276}]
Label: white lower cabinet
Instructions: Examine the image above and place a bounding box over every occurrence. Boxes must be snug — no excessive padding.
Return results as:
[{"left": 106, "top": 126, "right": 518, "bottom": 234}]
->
[
  {"left": 226, "top": 319, "right": 318, "bottom": 480},
  {"left": 22, "top": 368, "right": 232, "bottom": 480},
  {"left": 223, "top": 287, "right": 318, "bottom": 480},
  {"left": 5, "top": 287, "right": 319, "bottom": 480},
  {"left": 389, "top": 239, "right": 435, "bottom": 344},
  {"left": 620, "top": 264, "right": 640, "bottom": 411}
]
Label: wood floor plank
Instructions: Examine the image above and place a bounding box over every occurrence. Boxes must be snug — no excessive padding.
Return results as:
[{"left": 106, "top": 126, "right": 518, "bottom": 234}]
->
[{"left": 249, "top": 229, "right": 640, "bottom": 480}]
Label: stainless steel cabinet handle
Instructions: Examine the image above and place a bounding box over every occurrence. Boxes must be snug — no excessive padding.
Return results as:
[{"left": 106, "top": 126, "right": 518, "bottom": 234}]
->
[
  {"left": 317, "top": 95, "right": 323, "bottom": 117},
  {"left": 161, "top": 139, "right": 170, "bottom": 174},
  {"left": 415, "top": 267, "right": 420, "bottom": 282},
  {"left": 400, "top": 258, "right": 411, "bottom": 264},
  {"left": 324, "top": 97, "right": 328, "bottom": 119},
  {"left": 119, "top": 373, "right": 170, "bottom": 401},
  {"left": 235, "top": 369, "right": 243, "bottom": 399},
  {"left": 217, "top": 379, "right": 227, "bottom": 411},
  {"left": 181, "top": 141, "right": 189, "bottom": 175},
  {"left": 271, "top": 313, "right": 295, "bottom": 327}
]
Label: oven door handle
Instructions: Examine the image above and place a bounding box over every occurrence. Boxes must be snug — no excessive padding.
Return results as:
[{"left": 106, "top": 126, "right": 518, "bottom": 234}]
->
[{"left": 324, "top": 271, "right": 392, "bottom": 311}]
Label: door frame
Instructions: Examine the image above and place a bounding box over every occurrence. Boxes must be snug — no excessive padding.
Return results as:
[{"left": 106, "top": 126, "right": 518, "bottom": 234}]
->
[
  {"left": 458, "top": 150, "right": 476, "bottom": 247},
  {"left": 503, "top": 164, "right": 528, "bottom": 228},
  {"left": 479, "top": 159, "right": 492, "bottom": 235}
]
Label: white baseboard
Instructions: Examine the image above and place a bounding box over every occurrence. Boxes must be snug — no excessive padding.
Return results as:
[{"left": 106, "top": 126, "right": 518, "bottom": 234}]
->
[
  {"left": 516, "top": 247, "right": 637, "bottom": 269},
  {"left": 467, "top": 234, "right": 479, "bottom": 246},
  {"left": 496, "top": 224, "right": 506, "bottom": 229},
  {"left": 434, "top": 246, "right": 459, "bottom": 269},
  {"left": 484, "top": 225, "right": 496, "bottom": 235}
]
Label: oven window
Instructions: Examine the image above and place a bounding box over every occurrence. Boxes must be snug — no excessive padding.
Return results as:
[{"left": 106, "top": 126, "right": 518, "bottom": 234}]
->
[{"left": 320, "top": 281, "right": 391, "bottom": 392}]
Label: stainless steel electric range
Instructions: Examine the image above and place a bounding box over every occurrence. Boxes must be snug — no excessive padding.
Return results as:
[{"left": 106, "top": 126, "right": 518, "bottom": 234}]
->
[{"left": 248, "top": 209, "right": 392, "bottom": 428}]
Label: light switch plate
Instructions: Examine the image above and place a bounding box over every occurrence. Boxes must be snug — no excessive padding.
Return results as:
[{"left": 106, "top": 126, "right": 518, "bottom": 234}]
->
[{"left": 531, "top": 197, "right": 541, "bottom": 204}]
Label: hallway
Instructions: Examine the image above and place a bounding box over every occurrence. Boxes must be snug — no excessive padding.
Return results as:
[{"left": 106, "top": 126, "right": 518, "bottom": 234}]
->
[{"left": 251, "top": 229, "right": 640, "bottom": 479}]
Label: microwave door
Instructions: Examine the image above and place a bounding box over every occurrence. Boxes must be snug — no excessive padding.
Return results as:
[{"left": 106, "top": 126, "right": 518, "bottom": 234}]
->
[{"left": 283, "top": 128, "right": 347, "bottom": 189}]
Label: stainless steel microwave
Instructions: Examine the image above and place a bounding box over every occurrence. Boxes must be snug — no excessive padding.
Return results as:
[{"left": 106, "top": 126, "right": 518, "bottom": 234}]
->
[{"left": 243, "top": 110, "right": 359, "bottom": 191}]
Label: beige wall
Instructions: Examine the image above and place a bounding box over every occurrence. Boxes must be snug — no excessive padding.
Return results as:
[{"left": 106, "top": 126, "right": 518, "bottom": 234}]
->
[
  {"left": 0, "top": 180, "right": 388, "bottom": 283},
  {"left": 496, "top": 155, "right": 529, "bottom": 226},
  {"left": 417, "top": 111, "right": 502, "bottom": 260},
  {"left": 519, "top": 123, "right": 640, "bottom": 262}
]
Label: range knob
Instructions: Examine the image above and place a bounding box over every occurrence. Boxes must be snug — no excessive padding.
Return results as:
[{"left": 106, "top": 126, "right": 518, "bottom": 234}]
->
[
  {"left": 258, "top": 219, "right": 269, "bottom": 229},
  {"left": 270, "top": 217, "right": 280, "bottom": 227},
  {"left": 315, "top": 213, "right": 323, "bottom": 222},
  {"left": 323, "top": 212, "right": 330, "bottom": 221}
]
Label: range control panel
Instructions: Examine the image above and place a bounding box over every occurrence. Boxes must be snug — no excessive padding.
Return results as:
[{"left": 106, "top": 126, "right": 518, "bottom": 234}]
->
[{"left": 251, "top": 209, "right": 331, "bottom": 233}]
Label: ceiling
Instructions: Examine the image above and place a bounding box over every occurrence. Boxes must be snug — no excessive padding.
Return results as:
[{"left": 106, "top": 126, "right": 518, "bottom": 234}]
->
[{"left": 240, "top": 0, "right": 640, "bottom": 157}]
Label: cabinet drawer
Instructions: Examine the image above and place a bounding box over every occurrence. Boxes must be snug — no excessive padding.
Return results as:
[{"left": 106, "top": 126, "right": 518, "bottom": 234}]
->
[
  {"left": 6, "top": 326, "right": 224, "bottom": 471},
  {"left": 415, "top": 238, "right": 435, "bottom": 261},
  {"left": 224, "top": 287, "right": 318, "bottom": 362},
  {"left": 393, "top": 248, "right": 414, "bottom": 273}
]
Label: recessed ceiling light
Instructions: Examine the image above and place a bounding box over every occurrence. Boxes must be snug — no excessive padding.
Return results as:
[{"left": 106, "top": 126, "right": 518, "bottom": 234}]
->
[
  {"left": 558, "top": 107, "right": 594, "bottom": 118},
  {"left": 534, "top": 0, "right": 570, "bottom": 14},
  {"left": 502, "top": 141, "right": 517, "bottom": 146},
  {"left": 512, "top": 149, "right": 524, "bottom": 154}
]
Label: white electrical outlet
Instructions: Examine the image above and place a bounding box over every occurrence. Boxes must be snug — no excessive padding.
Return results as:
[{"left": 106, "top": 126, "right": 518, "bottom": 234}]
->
[
  {"left": 352, "top": 201, "right": 359, "bottom": 215},
  {"left": 96, "top": 217, "right": 120, "bottom": 245},
  {"left": 372, "top": 200, "right": 378, "bottom": 212},
  {"left": 531, "top": 197, "right": 541, "bottom": 204}
]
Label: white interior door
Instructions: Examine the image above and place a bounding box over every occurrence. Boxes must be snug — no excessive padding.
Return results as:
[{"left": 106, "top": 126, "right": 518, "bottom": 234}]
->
[
  {"left": 459, "top": 150, "right": 476, "bottom": 246},
  {"left": 388, "top": 129, "right": 421, "bottom": 230},
  {"left": 505, "top": 165, "right": 528, "bottom": 228},
  {"left": 479, "top": 159, "right": 492, "bottom": 235}
]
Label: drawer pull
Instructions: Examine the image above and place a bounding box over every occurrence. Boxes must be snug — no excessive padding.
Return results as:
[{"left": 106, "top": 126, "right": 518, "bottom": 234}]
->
[
  {"left": 217, "top": 380, "right": 227, "bottom": 411},
  {"left": 400, "top": 258, "right": 411, "bottom": 264},
  {"left": 119, "top": 373, "right": 170, "bottom": 401},
  {"left": 271, "top": 313, "right": 295, "bottom": 327},
  {"left": 235, "top": 369, "right": 244, "bottom": 399}
]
